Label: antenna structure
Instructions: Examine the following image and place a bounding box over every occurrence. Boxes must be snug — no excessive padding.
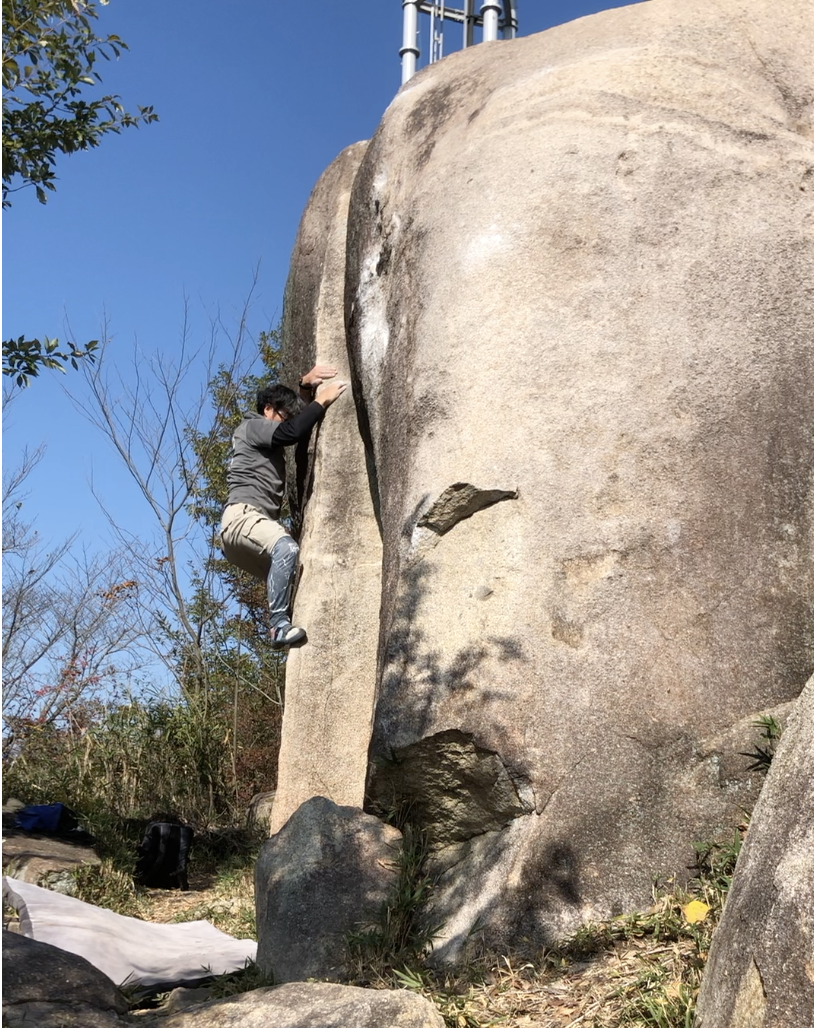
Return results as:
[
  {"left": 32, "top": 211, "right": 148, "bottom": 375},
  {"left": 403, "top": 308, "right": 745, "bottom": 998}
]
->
[{"left": 400, "top": 1, "right": 519, "bottom": 85}]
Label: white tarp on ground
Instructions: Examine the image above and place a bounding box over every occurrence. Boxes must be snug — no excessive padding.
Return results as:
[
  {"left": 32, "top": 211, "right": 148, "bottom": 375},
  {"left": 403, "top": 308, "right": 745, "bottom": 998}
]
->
[{"left": 3, "top": 876, "right": 257, "bottom": 988}]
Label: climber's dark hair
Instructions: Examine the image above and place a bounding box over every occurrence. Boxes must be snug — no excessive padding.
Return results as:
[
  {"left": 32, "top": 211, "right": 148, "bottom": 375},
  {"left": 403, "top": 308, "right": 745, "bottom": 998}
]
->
[{"left": 256, "top": 384, "right": 305, "bottom": 419}]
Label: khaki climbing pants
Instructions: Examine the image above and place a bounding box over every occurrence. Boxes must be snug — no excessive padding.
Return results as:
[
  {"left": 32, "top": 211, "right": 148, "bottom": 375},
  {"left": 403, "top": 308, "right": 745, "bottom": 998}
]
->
[
  {"left": 220, "top": 503, "right": 300, "bottom": 628},
  {"left": 220, "top": 503, "right": 289, "bottom": 581}
]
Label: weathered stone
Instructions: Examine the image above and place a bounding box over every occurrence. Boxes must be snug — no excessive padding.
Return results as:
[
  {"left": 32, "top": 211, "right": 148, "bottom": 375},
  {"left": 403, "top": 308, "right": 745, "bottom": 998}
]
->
[
  {"left": 271, "top": 140, "right": 382, "bottom": 835},
  {"left": 338, "top": 0, "right": 814, "bottom": 956},
  {"left": 162, "top": 986, "right": 215, "bottom": 1013},
  {"left": 2, "top": 930, "right": 128, "bottom": 1028},
  {"left": 2, "top": 829, "right": 100, "bottom": 889},
  {"left": 256, "top": 797, "right": 402, "bottom": 983},
  {"left": 141, "top": 982, "right": 444, "bottom": 1028},
  {"left": 247, "top": 791, "right": 276, "bottom": 832},
  {"left": 417, "top": 483, "right": 518, "bottom": 536},
  {"left": 695, "top": 675, "right": 814, "bottom": 1028},
  {"left": 368, "top": 729, "right": 532, "bottom": 847}
]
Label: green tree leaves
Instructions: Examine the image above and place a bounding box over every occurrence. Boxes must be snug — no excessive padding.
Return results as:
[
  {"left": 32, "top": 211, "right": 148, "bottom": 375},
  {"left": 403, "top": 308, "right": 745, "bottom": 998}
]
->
[
  {"left": 2, "top": 0, "right": 157, "bottom": 385},
  {"left": 2, "top": 334, "right": 99, "bottom": 386},
  {"left": 2, "top": 0, "right": 158, "bottom": 207}
]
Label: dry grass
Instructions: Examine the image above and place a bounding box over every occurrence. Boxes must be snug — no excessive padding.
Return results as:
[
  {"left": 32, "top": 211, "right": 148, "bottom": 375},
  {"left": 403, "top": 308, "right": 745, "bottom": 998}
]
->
[
  {"left": 355, "top": 866, "right": 736, "bottom": 1028},
  {"left": 385, "top": 928, "right": 703, "bottom": 1027},
  {"left": 142, "top": 867, "right": 257, "bottom": 941}
]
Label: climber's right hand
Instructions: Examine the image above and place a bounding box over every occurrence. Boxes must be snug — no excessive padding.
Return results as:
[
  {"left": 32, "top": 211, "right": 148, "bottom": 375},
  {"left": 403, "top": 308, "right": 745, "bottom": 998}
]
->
[{"left": 316, "top": 381, "right": 348, "bottom": 408}]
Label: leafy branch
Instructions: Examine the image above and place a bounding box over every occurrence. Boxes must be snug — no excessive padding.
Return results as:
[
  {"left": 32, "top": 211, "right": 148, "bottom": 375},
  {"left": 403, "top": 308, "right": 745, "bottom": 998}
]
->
[
  {"left": 2, "top": 334, "right": 99, "bottom": 386},
  {"left": 2, "top": 0, "right": 158, "bottom": 207}
]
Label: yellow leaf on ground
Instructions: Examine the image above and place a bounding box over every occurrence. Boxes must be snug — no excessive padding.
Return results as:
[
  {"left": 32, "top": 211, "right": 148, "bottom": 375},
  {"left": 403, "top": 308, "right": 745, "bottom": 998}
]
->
[{"left": 682, "top": 900, "right": 710, "bottom": 924}]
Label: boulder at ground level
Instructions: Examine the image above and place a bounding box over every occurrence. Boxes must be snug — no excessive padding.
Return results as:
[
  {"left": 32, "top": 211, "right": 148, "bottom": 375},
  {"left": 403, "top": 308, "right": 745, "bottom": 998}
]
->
[
  {"left": 2, "top": 929, "right": 128, "bottom": 1028},
  {"left": 143, "top": 982, "right": 444, "bottom": 1028},
  {"left": 2, "top": 829, "right": 100, "bottom": 892},
  {"left": 695, "top": 675, "right": 814, "bottom": 1027},
  {"left": 256, "top": 797, "right": 402, "bottom": 983},
  {"left": 247, "top": 791, "right": 276, "bottom": 833}
]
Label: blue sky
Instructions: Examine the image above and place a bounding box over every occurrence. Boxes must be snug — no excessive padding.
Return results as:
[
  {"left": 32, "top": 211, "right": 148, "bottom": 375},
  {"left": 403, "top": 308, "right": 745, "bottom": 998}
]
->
[{"left": 3, "top": 0, "right": 641, "bottom": 555}]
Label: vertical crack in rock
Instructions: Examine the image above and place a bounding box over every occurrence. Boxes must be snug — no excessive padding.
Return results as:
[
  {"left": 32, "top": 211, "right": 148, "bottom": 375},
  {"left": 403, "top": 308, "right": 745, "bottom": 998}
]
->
[
  {"left": 417, "top": 483, "right": 518, "bottom": 536},
  {"left": 367, "top": 729, "right": 533, "bottom": 848}
]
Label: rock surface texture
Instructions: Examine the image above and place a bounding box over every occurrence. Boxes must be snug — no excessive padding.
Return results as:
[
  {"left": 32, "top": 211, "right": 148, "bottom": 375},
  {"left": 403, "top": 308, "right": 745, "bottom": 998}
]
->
[
  {"left": 2, "top": 932, "right": 444, "bottom": 1028},
  {"left": 2, "top": 829, "right": 100, "bottom": 891},
  {"left": 256, "top": 797, "right": 402, "bottom": 983},
  {"left": 271, "top": 141, "right": 382, "bottom": 835},
  {"left": 695, "top": 675, "right": 814, "bottom": 1028},
  {"left": 140, "top": 982, "right": 445, "bottom": 1028},
  {"left": 277, "top": 0, "right": 814, "bottom": 957},
  {"left": 2, "top": 930, "right": 128, "bottom": 1028}
]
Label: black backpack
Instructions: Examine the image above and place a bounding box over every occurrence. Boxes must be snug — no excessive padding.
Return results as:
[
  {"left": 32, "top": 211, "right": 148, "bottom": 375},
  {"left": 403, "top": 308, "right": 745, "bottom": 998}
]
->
[{"left": 134, "top": 821, "right": 193, "bottom": 890}]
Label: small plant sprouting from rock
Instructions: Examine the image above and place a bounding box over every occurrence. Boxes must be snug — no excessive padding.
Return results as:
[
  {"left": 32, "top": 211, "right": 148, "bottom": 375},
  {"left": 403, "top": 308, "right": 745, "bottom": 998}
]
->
[
  {"left": 740, "top": 714, "right": 783, "bottom": 774},
  {"left": 347, "top": 821, "right": 440, "bottom": 980}
]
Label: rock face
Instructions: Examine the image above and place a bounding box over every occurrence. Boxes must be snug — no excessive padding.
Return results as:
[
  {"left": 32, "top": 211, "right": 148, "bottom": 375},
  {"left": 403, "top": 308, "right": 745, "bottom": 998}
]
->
[
  {"left": 271, "top": 140, "right": 381, "bottom": 835},
  {"left": 2, "top": 829, "right": 100, "bottom": 892},
  {"left": 695, "top": 675, "right": 814, "bottom": 1028},
  {"left": 139, "top": 982, "right": 444, "bottom": 1028},
  {"left": 247, "top": 790, "right": 276, "bottom": 833},
  {"left": 2, "top": 930, "right": 128, "bottom": 1028},
  {"left": 277, "top": 0, "right": 814, "bottom": 956},
  {"left": 256, "top": 797, "right": 402, "bottom": 983}
]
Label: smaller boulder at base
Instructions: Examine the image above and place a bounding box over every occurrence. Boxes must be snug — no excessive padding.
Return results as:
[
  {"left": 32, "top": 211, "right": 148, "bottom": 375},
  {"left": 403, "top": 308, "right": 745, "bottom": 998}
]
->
[
  {"left": 255, "top": 797, "right": 402, "bottom": 983},
  {"left": 2, "top": 930, "right": 128, "bottom": 1028},
  {"left": 695, "top": 674, "right": 814, "bottom": 1028},
  {"left": 139, "top": 982, "right": 445, "bottom": 1027}
]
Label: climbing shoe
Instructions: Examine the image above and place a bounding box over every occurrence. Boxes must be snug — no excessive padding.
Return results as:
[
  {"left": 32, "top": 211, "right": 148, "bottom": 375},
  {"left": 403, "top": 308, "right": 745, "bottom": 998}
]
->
[{"left": 270, "top": 622, "right": 307, "bottom": 650}]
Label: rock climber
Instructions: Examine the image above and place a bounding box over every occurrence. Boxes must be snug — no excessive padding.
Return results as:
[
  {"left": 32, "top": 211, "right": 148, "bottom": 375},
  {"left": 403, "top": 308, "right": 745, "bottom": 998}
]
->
[{"left": 220, "top": 365, "right": 347, "bottom": 649}]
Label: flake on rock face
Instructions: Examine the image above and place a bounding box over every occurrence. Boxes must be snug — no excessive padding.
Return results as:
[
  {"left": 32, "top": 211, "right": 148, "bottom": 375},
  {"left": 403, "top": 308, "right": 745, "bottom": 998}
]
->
[{"left": 417, "top": 483, "right": 518, "bottom": 536}]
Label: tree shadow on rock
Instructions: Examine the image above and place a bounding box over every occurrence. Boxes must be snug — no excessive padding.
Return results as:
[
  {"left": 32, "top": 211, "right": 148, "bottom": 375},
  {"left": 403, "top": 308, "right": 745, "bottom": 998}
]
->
[{"left": 372, "top": 556, "right": 526, "bottom": 752}]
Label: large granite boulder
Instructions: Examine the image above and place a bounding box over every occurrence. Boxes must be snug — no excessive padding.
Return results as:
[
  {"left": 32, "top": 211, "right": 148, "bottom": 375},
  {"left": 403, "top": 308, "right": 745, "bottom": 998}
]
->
[
  {"left": 695, "top": 675, "right": 814, "bottom": 1027},
  {"left": 2, "top": 930, "right": 128, "bottom": 1028},
  {"left": 277, "top": 0, "right": 814, "bottom": 958},
  {"left": 345, "top": 0, "right": 814, "bottom": 955},
  {"left": 271, "top": 140, "right": 381, "bottom": 835},
  {"left": 256, "top": 797, "right": 402, "bottom": 983}
]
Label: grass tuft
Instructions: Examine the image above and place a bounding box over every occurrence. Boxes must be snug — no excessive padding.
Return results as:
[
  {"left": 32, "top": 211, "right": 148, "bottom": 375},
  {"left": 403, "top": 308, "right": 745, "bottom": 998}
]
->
[
  {"left": 69, "top": 859, "right": 149, "bottom": 918},
  {"left": 206, "top": 959, "right": 275, "bottom": 998}
]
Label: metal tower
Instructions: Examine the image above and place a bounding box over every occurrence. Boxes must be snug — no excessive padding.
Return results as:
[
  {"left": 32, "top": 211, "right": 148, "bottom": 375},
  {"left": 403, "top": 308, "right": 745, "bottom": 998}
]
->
[{"left": 400, "top": 1, "right": 519, "bottom": 85}]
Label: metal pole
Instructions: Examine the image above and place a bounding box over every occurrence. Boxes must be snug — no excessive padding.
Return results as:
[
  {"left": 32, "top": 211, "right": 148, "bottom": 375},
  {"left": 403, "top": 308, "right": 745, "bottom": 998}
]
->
[
  {"left": 502, "top": 0, "right": 518, "bottom": 39},
  {"left": 463, "top": 0, "right": 475, "bottom": 48},
  {"left": 481, "top": 1, "right": 501, "bottom": 42},
  {"left": 401, "top": 0, "right": 420, "bottom": 84}
]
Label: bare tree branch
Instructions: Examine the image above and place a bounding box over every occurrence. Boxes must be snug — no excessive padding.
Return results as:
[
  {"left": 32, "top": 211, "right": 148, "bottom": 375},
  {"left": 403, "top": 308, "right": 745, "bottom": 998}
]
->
[{"left": 63, "top": 274, "right": 265, "bottom": 700}]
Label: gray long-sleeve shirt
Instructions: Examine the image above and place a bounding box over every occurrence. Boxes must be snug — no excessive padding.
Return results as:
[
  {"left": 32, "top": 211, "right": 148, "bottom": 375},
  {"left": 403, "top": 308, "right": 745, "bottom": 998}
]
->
[{"left": 225, "top": 402, "right": 325, "bottom": 519}]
